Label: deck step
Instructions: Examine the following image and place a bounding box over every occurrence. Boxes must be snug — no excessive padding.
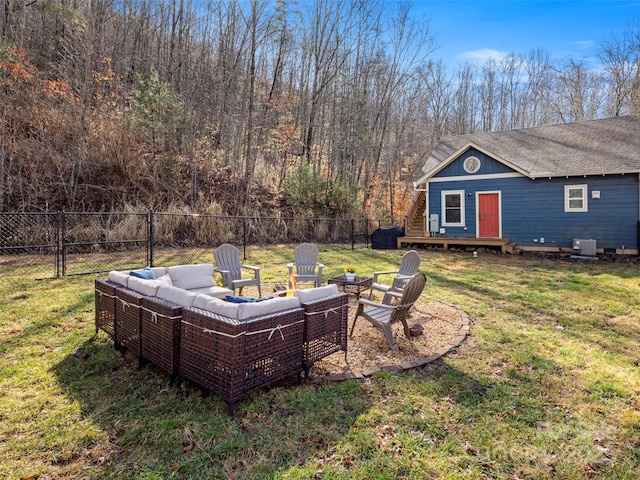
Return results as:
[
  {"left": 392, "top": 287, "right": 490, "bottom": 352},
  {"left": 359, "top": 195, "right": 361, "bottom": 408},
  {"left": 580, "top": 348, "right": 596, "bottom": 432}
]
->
[
  {"left": 505, "top": 242, "right": 521, "bottom": 255},
  {"left": 404, "top": 194, "right": 426, "bottom": 235}
]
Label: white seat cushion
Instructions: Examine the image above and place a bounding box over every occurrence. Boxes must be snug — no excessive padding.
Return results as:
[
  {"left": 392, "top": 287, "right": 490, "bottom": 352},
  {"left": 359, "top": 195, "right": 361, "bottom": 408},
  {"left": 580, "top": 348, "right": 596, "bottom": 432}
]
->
[{"left": 188, "top": 285, "right": 233, "bottom": 299}]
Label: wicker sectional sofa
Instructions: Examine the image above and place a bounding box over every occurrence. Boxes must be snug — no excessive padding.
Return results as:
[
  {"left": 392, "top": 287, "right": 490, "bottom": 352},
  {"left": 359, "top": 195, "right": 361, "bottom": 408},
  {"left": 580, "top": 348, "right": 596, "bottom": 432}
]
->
[
  {"left": 94, "top": 266, "right": 349, "bottom": 413},
  {"left": 95, "top": 264, "right": 232, "bottom": 356}
]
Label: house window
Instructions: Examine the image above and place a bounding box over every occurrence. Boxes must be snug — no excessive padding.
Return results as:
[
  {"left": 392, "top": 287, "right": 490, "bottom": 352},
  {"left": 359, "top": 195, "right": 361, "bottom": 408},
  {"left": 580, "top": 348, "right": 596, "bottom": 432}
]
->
[
  {"left": 442, "top": 190, "right": 465, "bottom": 226},
  {"left": 564, "top": 184, "right": 588, "bottom": 212}
]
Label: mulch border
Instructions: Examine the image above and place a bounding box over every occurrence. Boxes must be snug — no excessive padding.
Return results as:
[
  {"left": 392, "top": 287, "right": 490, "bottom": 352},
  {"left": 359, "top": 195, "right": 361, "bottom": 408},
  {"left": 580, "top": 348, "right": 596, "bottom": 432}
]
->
[{"left": 307, "top": 300, "right": 470, "bottom": 383}]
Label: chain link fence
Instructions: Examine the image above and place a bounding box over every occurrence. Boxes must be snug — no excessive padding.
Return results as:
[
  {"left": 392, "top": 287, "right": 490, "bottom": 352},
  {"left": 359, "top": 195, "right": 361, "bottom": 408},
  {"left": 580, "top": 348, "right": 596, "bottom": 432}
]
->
[
  {"left": 0, "top": 212, "right": 60, "bottom": 279},
  {"left": 61, "top": 212, "right": 149, "bottom": 276},
  {"left": 0, "top": 211, "right": 388, "bottom": 280}
]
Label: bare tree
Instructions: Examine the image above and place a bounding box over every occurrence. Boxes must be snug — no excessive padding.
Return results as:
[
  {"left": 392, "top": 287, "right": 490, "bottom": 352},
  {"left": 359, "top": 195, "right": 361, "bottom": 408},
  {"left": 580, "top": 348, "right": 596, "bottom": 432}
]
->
[
  {"left": 241, "top": 0, "right": 270, "bottom": 211},
  {"left": 552, "top": 57, "right": 607, "bottom": 122},
  {"left": 496, "top": 53, "right": 525, "bottom": 130},
  {"left": 417, "top": 59, "right": 453, "bottom": 141},
  {"left": 478, "top": 58, "right": 497, "bottom": 131},
  {"left": 363, "top": 1, "right": 436, "bottom": 215},
  {"left": 451, "top": 62, "right": 479, "bottom": 134},
  {"left": 522, "top": 48, "right": 553, "bottom": 126},
  {"left": 599, "top": 20, "right": 640, "bottom": 116},
  {"left": 4, "top": 0, "right": 639, "bottom": 218},
  {"left": 299, "top": 0, "right": 357, "bottom": 166}
]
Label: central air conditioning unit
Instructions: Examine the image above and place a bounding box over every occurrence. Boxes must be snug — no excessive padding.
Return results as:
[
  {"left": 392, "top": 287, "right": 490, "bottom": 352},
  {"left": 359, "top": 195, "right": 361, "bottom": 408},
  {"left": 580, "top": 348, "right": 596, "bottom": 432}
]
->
[{"left": 573, "top": 239, "right": 597, "bottom": 256}]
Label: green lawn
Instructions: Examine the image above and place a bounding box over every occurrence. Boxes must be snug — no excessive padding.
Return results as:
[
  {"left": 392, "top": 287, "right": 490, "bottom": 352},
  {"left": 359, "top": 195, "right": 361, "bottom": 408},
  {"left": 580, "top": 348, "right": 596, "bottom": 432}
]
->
[{"left": 1, "top": 246, "right": 639, "bottom": 479}]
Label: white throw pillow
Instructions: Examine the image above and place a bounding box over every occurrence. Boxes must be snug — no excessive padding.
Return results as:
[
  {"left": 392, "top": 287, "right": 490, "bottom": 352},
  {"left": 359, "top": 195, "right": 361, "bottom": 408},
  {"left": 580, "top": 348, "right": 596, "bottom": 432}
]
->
[
  {"left": 156, "top": 274, "right": 173, "bottom": 286},
  {"left": 151, "top": 267, "right": 167, "bottom": 278}
]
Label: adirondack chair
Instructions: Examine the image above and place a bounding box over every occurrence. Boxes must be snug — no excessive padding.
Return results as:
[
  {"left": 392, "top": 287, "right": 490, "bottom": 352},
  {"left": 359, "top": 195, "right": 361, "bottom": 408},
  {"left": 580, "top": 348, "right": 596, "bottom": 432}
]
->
[
  {"left": 369, "top": 250, "right": 421, "bottom": 301},
  {"left": 213, "top": 244, "right": 262, "bottom": 297},
  {"left": 350, "top": 272, "right": 426, "bottom": 349},
  {"left": 287, "top": 243, "right": 324, "bottom": 288}
]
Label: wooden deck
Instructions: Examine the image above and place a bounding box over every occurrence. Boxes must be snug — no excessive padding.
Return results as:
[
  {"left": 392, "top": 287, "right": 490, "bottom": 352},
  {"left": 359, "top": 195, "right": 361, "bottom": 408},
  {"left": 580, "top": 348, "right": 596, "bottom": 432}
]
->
[{"left": 398, "top": 236, "right": 519, "bottom": 254}]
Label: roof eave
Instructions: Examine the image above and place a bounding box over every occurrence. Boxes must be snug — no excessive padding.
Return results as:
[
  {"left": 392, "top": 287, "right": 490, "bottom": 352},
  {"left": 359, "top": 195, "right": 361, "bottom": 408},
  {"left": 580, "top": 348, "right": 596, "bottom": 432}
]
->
[{"left": 530, "top": 170, "right": 640, "bottom": 179}]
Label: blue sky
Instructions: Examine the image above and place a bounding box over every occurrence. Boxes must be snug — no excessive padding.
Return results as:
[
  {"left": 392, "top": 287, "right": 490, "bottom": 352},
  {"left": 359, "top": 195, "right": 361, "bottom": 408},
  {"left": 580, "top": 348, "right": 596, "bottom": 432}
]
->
[{"left": 414, "top": 0, "right": 640, "bottom": 69}]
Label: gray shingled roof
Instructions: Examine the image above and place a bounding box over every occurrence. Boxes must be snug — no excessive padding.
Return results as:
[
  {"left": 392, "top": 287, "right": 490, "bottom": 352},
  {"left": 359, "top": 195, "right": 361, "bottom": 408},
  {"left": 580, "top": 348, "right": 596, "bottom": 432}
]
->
[{"left": 415, "top": 115, "right": 640, "bottom": 184}]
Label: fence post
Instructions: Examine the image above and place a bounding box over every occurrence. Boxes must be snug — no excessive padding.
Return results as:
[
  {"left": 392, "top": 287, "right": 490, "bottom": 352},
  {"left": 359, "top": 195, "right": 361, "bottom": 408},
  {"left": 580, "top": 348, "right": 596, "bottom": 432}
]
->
[
  {"left": 243, "top": 217, "right": 247, "bottom": 260},
  {"left": 351, "top": 218, "right": 355, "bottom": 250},
  {"left": 61, "top": 211, "right": 67, "bottom": 276},
  {"left": 148, "top": 210, "right": 154, "bottom": 267},
  {"left": 56, "top": 211, "right": 62, "bottom": 277}
]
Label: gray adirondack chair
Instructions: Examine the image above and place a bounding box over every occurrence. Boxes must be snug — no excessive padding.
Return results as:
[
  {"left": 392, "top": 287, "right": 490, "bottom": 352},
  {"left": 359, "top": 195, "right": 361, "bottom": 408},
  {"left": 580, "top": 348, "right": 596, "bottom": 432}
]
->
[
  {"left": 369, "top": 250, "right": 421, "bottom": 300},
  {"left": 351, "top": 272, "right": 426, "bottom": 349},
  {"left": 287, "top": 243, "right": 324, "bottom": 288},
  {"left": 213, "top": 244, "right": 262, "bottom": 297}
]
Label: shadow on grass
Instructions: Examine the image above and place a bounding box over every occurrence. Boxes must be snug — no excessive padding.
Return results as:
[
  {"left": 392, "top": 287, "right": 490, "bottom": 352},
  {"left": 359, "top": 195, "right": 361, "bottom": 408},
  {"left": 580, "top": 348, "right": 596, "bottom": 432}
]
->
[
  {"left": 51, "top": 334, "right": 375, "bottom": 478},
  {"left": 0, "top": 286, "right": 95, "bottom": 356},
  {"left": 50, "top": 321, "right": 623, "bottom": 478}
]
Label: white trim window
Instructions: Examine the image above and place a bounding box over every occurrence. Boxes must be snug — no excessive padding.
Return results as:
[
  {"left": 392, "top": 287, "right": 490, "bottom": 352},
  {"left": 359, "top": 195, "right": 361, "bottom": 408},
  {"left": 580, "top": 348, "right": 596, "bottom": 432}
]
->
[
  {"left": 442, "top": 190, "right": 465, "bottom": 226},
  {"left": 564, "top": 184, "right": 588, "bottom": 212}
]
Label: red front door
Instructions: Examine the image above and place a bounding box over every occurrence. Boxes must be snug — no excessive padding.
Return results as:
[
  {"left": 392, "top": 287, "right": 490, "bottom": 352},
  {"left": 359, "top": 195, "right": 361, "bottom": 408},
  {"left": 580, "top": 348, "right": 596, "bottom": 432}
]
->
[{"left": 478, "top": 193, "right": 500, "bottom": 238}]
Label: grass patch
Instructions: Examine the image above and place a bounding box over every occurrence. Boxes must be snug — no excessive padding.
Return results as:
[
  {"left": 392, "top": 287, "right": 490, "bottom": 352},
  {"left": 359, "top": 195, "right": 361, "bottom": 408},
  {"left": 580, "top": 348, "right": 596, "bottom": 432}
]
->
[{"left": 1, "top": 247, "right": 639, "bottom": 478}]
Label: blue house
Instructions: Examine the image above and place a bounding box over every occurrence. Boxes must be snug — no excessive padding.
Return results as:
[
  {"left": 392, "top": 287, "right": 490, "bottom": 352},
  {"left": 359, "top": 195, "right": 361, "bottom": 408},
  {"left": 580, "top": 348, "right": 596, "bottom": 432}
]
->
[{"left": 402, "top": 116, "right": 640, "bottom": 255}]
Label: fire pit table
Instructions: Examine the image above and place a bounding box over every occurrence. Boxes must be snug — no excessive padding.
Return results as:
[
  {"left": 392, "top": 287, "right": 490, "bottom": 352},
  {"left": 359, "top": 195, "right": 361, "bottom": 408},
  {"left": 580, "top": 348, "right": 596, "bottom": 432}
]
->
[{"left": 327, "top": 275, "right": 373, "bottom": 300}]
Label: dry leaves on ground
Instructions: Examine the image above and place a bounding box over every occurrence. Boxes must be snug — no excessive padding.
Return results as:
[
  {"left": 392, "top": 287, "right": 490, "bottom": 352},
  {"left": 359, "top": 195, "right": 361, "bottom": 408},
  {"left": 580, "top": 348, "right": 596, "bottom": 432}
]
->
[{"left": 310, "top": 295, "right": 464, "bottom": 376}]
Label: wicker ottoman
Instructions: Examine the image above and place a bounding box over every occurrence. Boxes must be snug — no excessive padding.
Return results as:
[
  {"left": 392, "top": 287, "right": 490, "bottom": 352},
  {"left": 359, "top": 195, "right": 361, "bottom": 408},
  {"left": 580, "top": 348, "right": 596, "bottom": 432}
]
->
[
  {"left": 300, "top": 292, "right": 349, "bottom": 378},
  {"left": 94, "top": 278, "right": 119, "bottom": 341},
  {"left": 179, "top": 306, "right": 304, "bottom": 414},
  {"left": 141, "top": 296, "right": 185, "bottom": 383},
  {"left": 114, "top": 287, "right": 147, "bottom": 359}
]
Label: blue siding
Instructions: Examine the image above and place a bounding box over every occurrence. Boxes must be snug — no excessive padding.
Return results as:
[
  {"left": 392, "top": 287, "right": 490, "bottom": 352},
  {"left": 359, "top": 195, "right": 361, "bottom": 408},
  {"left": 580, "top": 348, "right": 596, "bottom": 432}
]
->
[
  {"left": 428, "top": 172, "right": 639, "bottom": 250},
  {"left": 435, "top": 148, "right": 514, "bottom": 177}
]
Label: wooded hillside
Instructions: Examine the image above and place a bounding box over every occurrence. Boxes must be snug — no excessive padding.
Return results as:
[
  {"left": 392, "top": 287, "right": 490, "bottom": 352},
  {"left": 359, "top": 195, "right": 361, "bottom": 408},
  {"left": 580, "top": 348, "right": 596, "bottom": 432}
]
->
[{"left": 1, "top": 1, "right": 638, "bottom": 219}]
